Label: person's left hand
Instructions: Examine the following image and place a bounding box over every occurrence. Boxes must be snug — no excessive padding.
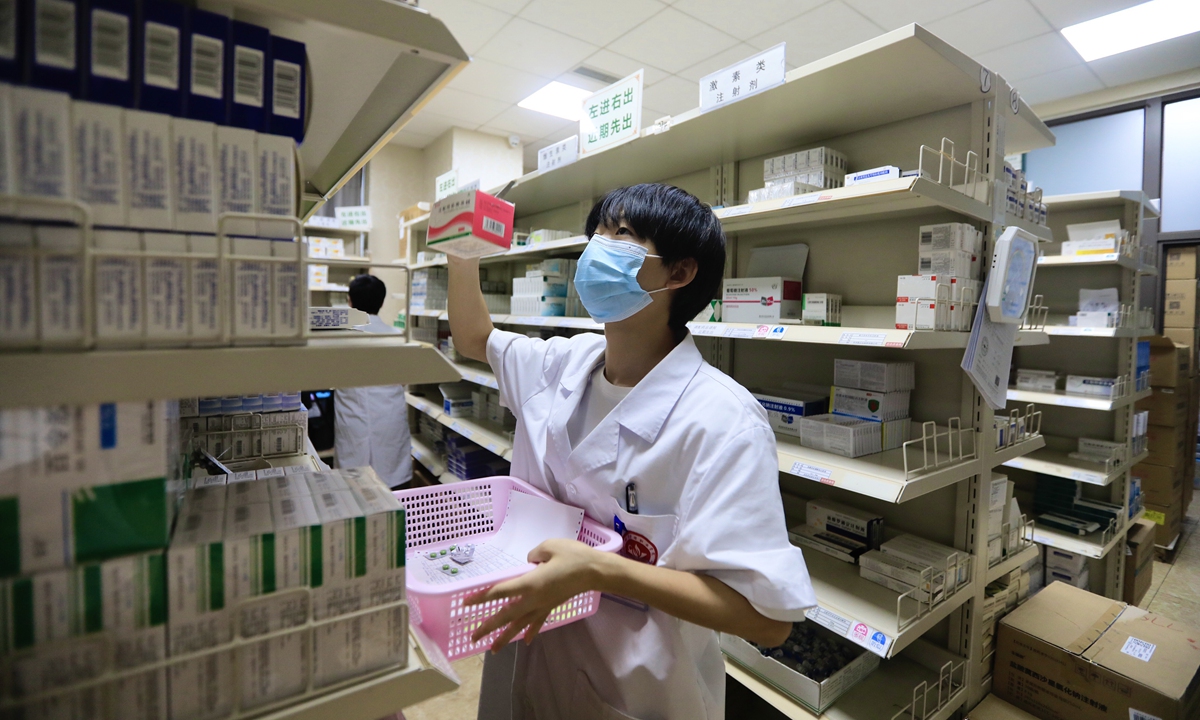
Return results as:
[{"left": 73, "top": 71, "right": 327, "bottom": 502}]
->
[{"left": 465, "top": 538, "right": 608, "bottom": 652}]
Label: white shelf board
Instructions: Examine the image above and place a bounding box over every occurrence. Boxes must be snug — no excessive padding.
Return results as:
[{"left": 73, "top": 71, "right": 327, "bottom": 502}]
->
[
  {"left": 989, "top": 435, "right": 1046, "bottom": 468},
  {"left": 410, "top": 436, "right": 446, "bottom": 476},
  {"left": 1004, "top": 214, "right": 1053, "bottom": 242},
  {"left": 777, "top": 438, "right": 981, "bottom": 505},
  {"left": 504, "top": 315, "right": 604, "bottom": 331},
  {"left": 1037, "top": 253, "right": 1156, "bottom": 275},
  {"left": 0, "top": 339, "right": 459, "bottom": 409},
  {"left": 451, "top": 362, "right": 499, "bottom": 389},
  {"left": 1041, "top": 325, "right": 1152, "bottom": 338},
  {"left": 303, "top": 224, "right": 363, "bottom": 238},
  {"left": 985, "top": 543, "right": 1040, "bottom": 584},
  {"left": 318, "top": 257, "right": 405, "bottom": 270},
  {"left": 725, "top": 653, "right": 966, "bottom": 720},
  {"left": 800, "top": 549, "right": 972, "bottom": 659},
  {"left": 499, "top": 24, "right": 1052, "bottom": 218},
  {"left": 715, "top": 177, "right": 992, "bottom": 232},
  {"left": 405, "top": 393, "right": 513, "bottom": 460},
  {"left": 1043, "top": 190, "right": 1159, "bottom": 218},
  {"left": 1002, "top": 443, "right": 1147, "bottom": 486},
  {"left": 409, "top": 236, "right": 590, "bottom": 270},
  {"left": 1033, "top": 510, "right": 1142, "bottom": 559},
  {"left": 253, "top": 636, "right": 456, "bottom": 720},
  {"left": 691, "top": 321, "right": 1048, "bottom": 349},
  {"left": 1005, "top": 387, "right": 1151, "bottom": 411}
]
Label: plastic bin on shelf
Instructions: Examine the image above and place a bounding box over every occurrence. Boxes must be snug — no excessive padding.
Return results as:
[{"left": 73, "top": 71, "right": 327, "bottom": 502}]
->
[{"left": 394, "top": 476, "right": 622, "bottom": 660}]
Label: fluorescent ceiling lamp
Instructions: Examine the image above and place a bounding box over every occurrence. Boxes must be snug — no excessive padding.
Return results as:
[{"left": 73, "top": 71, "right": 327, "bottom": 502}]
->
[
  {"left": 1061, "top": 0, "right": 1200, "bottom": 62},
  {"left": 518, "top": 81, "right": 592, "bottom": 121}
]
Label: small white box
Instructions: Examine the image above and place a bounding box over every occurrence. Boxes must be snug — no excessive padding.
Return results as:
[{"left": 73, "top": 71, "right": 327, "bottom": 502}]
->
[
  {"left": 919, "top": 223, "right": 975, "bottom": 252},
  {"left": 859, "top": 550, "right": 945, "bottom": 603},
  {"left": 880, "top": 534, "right": 968, "bottom": 587},
  {"left": 143, "top": 233, "right": 189, "bottom": 343},
  {"left": 1016, "top": 371, "right": 1058, "bottom": 392},
  {"left": 1045, "top": 547, "right": 1087, "bottom": 575},
  {"left": 807, "top": 499, "right": 883, "bottom": 549},
  {"left": 217, "top": 126, "right": 257, "bottom": 237},
  {"left": 918, "top": 249, "right": 973, "bottom": 278},
  {"left": 256, "top": 133, "right": 297, "bottom": 238},
  {"left": 1062, "top": 238, "right": 1116, "bottom": 256},
  {"left": 12, "top": 87, "right": 73, "bottom": 218},
  {"left": 988, "top": 473, "right": 1008, "bottom": 538},
  {"left": 1046, "top": 565, "right": 1089, "bottom": 589},
  {"left": 1065, "top": 375, "right": 1117, "bottom": 398},
  {"left": 1074, "top": 311, "right": 1116, "bottom": 328},
  {"left": 896, "top": 274, "right": 950, "bottom": 303},
  {"left": 72, "top": 101, "right": 127, "bottom": 226},
  {"left": 36, "top": 225, "right": 85, "bottom": 346},
  {"left": 188, "top": 235, "right": 221, "bottom": 343},
  {"left": 313, "top": 603, "right": 408, "bottom": 688},
  {"left": 833, "top": 360, "right": 915, "bottom": 393},
  {"left": 171, "top": 118, "right": 218, "bottom": 233},
  {"left": 830, "top": 386, "right": 910, "bottom": 422},
  {"left": 915, "top": 299, "right": 950, "bottom": 331},
  {"left": 795, "top": 414, "right": 882, "bottom": 457},
  {"left": 895, "top": 300, "right": 918, "bottom": 330},
  {"left": 94, "top": 229, "right": 144, "bottom": 344},
  {"left": 722, "top": 276, "right": 803, "bottom": 323},
  {"left": 801, "top": 293, "right": 840, "bottom": 326},
  {"left": 232, "top": 238, "right": 273, "bottom": 339},
  {"left": 125, "top": 109, "right": 174, "bottom": 230},
  {"left": 845, "top": 165, "right": 899, "bottom": 185},
  {"left": 0, "top": 223, "right": 36, "bottom": 347}
]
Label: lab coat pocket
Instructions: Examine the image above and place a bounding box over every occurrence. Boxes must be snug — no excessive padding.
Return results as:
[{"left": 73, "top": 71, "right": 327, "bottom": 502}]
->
[
  {"left": 572, "top": 670, "right": 640, "bottom": 720},
  {"left": 608, "top": 498, "right": 678, "bottom": 566}
]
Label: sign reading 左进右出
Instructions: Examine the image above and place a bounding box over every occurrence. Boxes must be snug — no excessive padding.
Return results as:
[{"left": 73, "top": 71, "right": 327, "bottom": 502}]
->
[
  {"left": 699, "top": 43, "right": 786, "bottom": 113},
  {"left": 580, "top": 71, "right": 643, "bottom": 156}
]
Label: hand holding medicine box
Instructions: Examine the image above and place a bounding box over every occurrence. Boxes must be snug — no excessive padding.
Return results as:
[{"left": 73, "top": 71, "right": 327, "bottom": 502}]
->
[{"left": 427, "top": 189, "right": 515, "bottom": 258}]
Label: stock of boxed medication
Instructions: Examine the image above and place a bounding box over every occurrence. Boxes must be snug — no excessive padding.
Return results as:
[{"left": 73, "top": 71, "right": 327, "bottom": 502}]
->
[
  {"left": 829, "top": 386, "right": 910, "bottom": 422},
  {"left": 721, "top": 277, "right": 802, "bottom": 323},
  {"left": 859, "top": 549, "right": 945, "bottom": 602},
  {"left": 427, "top": 189, "right": 516, "bottom": 258},
  {"left": 880, "top": 533, "right": 968, "bottom": 586},
  {"left": 833, "top": 360, "right": 914, "bottom": 393},
  {"left": 788, "top": 523, "right": 868, "bottom": 563},
  {"left": 1015, "top": 369, "right": 1057, "bottom": 392},
  {"left": 806, "top": 499, "right": 883, "bottom": 551},
  {"left": 801, "top": 293, "right": 840, "bottom": 326},
  {"left": 752, "top": 386, "right": 829, "bottom": 437}
]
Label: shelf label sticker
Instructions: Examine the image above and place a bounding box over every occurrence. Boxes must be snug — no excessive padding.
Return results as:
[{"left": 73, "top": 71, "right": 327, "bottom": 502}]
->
[
  {"left": 753, "top": 325, "right": 772, "bottom": 338},
  {"left": 689, "top": 323, "right": 722, "bottom": 337},
  {"left": 537, "top": 135, "right": 579, "bottom": 173},
  {"left": 723, "top": 326, "right": 756, "bottom": 339},
  {"left": 523, "top": 316, "right": 548, "bottom": 325},
  {"left": 485, "top": 441, "right": 503, "bottom": 455},
  {"left": 805, "top": 606, "right": 852, "bottom": 637},
  {"left": 782, "top": 194, "right": 822, "bottom": 208},
  {"left": 699, "top": 42, "right": 786, "bottom": 113},
  {"left": 581, "top": 70, "right": 643, "bottom": 156},
  {"left": 1070, "top": 469, "right": 1105, "bottom": 484},
  {"left": 790, "top": 462, "right": 832, "bottom": 484},
  {"left": 721, "top": 205, "right": 752, "bottom": 217},
  {"left": 1120, "top": 637, "right": 1156, "bottom": 662},
  {"left": 1144, "top": 509, "right": 1166, "bottom": 525},
  {"left": 650, "top": 116, "right": 672, "bottom": 135},
  {"left": 451, "top": 423, "right": 473, "bottom": 439},
  {"left": 839, "top": 332, "right": 889, "bottom": 346}
]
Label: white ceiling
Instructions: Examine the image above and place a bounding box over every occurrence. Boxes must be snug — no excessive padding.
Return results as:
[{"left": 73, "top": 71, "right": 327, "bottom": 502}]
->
[{"left": 394, "top": 0, "right": 1200, "bottom": 168}]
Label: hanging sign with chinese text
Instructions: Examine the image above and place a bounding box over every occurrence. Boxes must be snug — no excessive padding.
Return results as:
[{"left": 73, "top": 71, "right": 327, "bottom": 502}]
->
[
  {"left": 537, "top": 135, "right": 579, "bottom": 173},
  {"left": 699, "top": 43, "right": 786, "bottom": 113},
  {"left": 580, "top": 70, "right": 643, "bottom": 156}
]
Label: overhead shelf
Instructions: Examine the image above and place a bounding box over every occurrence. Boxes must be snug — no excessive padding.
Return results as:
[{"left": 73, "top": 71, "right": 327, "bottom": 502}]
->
[
  {"left": 989, "top": 435, "right": 1047, "bottom": 468},
  {"left": 692, "top": 320, "right": 1048, "bottom": 349},
  {"left": 405, "top": 393, "right": 513, "bottom": 460},
  {"left": 715, "top": 177, "right": 992, "bottom": 232},
  {"left": 499, "top": 24, "right": 1053, "bottom": 218},
  {"left": 1002, "top": 441, "right": 1148, "bottom": 486},
  {"left": 1032, "top": 510, "right": 1143, "bottom": 559},
  {"left": 0, "top": 338, "right": 459, "bottom": 408},
  {"left": 1003, "top": 214, "right": 1053, "bottom": 242},
  {"left": 411, "top": 435, "right": 447, "bottom": 476},
  {"left": 985, "top": 543, "right": 1040, "bottom": 584},
  {"left": 451, "top": 361, "right": 499, "bottom": 389},
  {"left": 302, "top": 224, "right": 364, "bottom": 238},
  {"left": 404, "top": 236, "right": 589, "bottom": 270},
  {"left": 1043, "top": 190, "right": 1160, "bottom": 218},
  {"left": 1037, "top": 253, "right": 1156, "bottom": 275},
  {"left": 799, "top": 549, "right": 973, "bottom": 659},
  {"left": 1005, "top": 387, "right": 1151, "bottom": 412},
  {"left": 1041, "top": 325, "right": 1152, "bottom": 338}
]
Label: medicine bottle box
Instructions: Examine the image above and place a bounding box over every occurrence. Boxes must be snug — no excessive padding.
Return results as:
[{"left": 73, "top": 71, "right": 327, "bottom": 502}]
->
[
  {"left": 721, "top": 276, "right": 802, "bottom": 323},
  {"left": 829, "top": 386, "right": 910, "bottom": 422},
  {"left": 512, "top": 275, "right": 567, "bottom": 297},
  {"left": 833, "top": 359, "right": 914, "bottom": 393},
  {"left": 510, "top": 295, "right": 565, "bottom": 317},
  {"left": 806, "top": 498, "right": 884, "bottom": 550}
]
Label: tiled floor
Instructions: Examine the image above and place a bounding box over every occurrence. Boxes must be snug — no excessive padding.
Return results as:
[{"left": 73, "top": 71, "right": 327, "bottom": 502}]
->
[
  {"left": 1139, "top": 486, "right": 1200, "bottom": 624},
  {"left": 403, "top": 655, "right": 485, "bottom": 720}
]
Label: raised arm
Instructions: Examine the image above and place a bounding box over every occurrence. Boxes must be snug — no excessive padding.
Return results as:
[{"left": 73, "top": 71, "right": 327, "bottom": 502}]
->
[{"left": 447, "top": 255, "right": 494, "bottom": 362}]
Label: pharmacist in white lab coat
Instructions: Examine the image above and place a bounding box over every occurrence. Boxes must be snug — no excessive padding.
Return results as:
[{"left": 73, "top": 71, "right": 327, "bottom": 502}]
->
[
  {"left": 448, "top": 184, "right": 815, "bottom": 720},
  {"left": 335, "top": 274, "right": 411, "bottom": 488}
]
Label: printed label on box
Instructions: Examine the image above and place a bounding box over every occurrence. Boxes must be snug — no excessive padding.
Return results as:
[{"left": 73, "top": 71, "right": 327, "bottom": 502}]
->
[{"left": 1120, "top": 636, "right": 1156, "bottom": 662}]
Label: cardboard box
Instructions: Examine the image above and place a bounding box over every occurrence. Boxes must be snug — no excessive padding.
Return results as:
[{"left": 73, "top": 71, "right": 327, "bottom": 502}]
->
[
  {"left": 719, "top": 631, "right": 879, "bottom": 713},
  {"left": 1148, "top": 336, "right": 1192, "bottom": 388},
  {"left": 1124, "top": 519, "right": 1156, "bottom": 605},
  {"left": 1144, "top": 424, "right": 1189, "bottom": 468},
  {"left": 1134, "top": 462, "right": 1185, "bottom": 505},
  {"left": 1166, "top": 246, "right": 1196, "bottom": 279},
  {"left": 1137, "top": 384, "right": 1190, "bottom": 428},
  {"left": 722, "top": 276, "right": 803, "bottom": 323},
  {"left": 994, "top": 582, "right": 1200, "bottom": 720},
  {"left": 1163, "top": 278, "right": 1198, "bottom": 328},
  {"left": 966, "top": 694, "right": 1041, "bottom": 720},
  {"left": 427, "top": 189, "right": 515, "bottom": 258},
  {"left": 1145, "top": 497, "right": 1183, "bottom": 547}
]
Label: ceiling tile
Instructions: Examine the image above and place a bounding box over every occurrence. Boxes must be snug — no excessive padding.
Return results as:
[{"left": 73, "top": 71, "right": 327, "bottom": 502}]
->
[
  {"left": 976, "top": 31, "right": 1083, "bottom": 82},
  {"left": 475, "top": 18, "right": 600, "bottom": 76},
  {"left": 748, "top": 2, "right": 884, "bottom": 66},
  {"left": 926, "top": 0, "right": 1052, "bottom": 56},
  {"left": 842, "top": 0, "right": 989, "bottom": 31},
  {"left": 419, "top": 0, "right": 513, "bottom": 54},
  {"left": 448, "top": 59, "right": 551, "bottom": 104},
  {"left": 578, "top": 49, "right": 670, "bottom": 86},
  {"left": 676, "top": 43, "right": 759, "bottom": 82},
  {"left": 484, "top": 105, "right": 578, "bottom": 139},
  {"left": 1027, "top": 0, "right": 1147, "bottom": 29},
  {"left": 420, "top": 87, "right": 511, "bottom": 128},
  {"left": 1087, "top": 34, "right": 1200, "bottom": 88},
  {"left": 643, "top": 75, "right": 700, "bottom": 116},
  {"left": 671, "top": 0, "right": 825, "bottom": 42},
  {"left": 1013, "top": 63, "right": 1103, "bottom": 105},
  {"left": 539, "top": 123, "right": 585, "bottom": 145},
  {"left": 606, "top": 8, "right": 740, "bottom": 73},
  {"left": 519, "top": 0, "right": 667, "bottom": 46}
]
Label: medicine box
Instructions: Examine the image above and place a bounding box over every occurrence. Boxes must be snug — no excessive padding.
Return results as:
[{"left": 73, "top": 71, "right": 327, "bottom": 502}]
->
[
  {"left": 806, "top": 499, "right": 884, "bottom": 551},
  {"left": 880, "top": 534, "right": 968, "bottom": 587},
  {"left": 752, "top": 388, "right": 829, "bottom": 437},
  {"left": 988, "top": 473, "right": 1009, "bottom": 540},
  {"left": 1045, "top": 565, "right": 1089, "bottom": 589},
  {"left": 94, "top": 229, "right": 144, "bottom": 345},
  {"left": 1062, "top": 238, "right": 1116, "bottom": 256},
  {"left": 217, "top": 126, "right": 257, "bottom": 237},
  {"left": 143, "top": 233, "right": 189, "bottom": 343},
  {"left": 1016, "top": 369, "right": 1057, "bottom": 392},
  {"left": 12, "top": 87, "right": 74, "bottom": 218},
  {"left": 895, "top": 300, "right": 918, "bottom": 330},
  {"left": 918, "top": 249, "right": 973, "bottom": 278},
  {"left": 231, "top": 237, "right": 272, "bottom": 339},
  {"left": 796, "top": 414, "right": 881, "bottom": 457},
  {"left": 845, "top": 165, "right": 899, "bottom": 185},
  {"left": 721, "top": 276, "right": 802, "bottom": 323},
  {"left": 896, "top": 274, "right": 950, "bottom": 303},
  {"left": 830, "top": 386, "right": 910, "bottom": 422},
  {"left": 1045, "top": 547, "right": 1087, "bottom": 575},
  {"left": 37, "top": 225, "right": 85, "bottom": 346},
  {"left": 788, "top": 523, "right": 867, "bottom": 564},
  {"left": 833, "top": 360, "right": 914, "bottom": 393},
  {"left": 510, "top": 295, "right": 565, "bottom": 317},
  {"left": 73, "top": 101, "right": 127, "bottom": 227},
  {"left": 172, "top": 118, "right": 218, "bottom": 233},
  {"left": 271, "top": 240, "right": 302, "bottom": 339},
  {"left": 859, "top": 550, "right": 945, "bottom": 603},
  {"left": 1065, "top": 375, "right": 1117, "bottom": 398},
  {"left": 427, "top": 189, "right": 515, "bottom": 258},
  {"left": 313, "top": 603, "right": 408, "bottom": 689},
  {"left": 512, "top": 276, "right": 567, "bottom": 297},
  {"left": 801, "top": 293, "right": 840, "bottom": 326},
  {"left": 919, "top": 223, "right": 976, "bottom": 253},
  {"left": 257, "top": 133, "right": 297, "bottom": 238},
  {"left": 125, "top": 109, "right": 174, "bottom": 230}
]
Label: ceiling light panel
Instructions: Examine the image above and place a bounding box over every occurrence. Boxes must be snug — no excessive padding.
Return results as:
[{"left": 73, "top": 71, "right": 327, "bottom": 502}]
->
[
  {"left": 1061, "top": 0, "right": 1200, "bottom": 61},
  {"left": 518, "top": 81, "right": 593, "bottom": 121}
]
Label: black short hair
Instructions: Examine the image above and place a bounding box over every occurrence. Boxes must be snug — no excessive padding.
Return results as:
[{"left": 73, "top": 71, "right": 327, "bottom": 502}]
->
[
  {"left": 348, "top": 274, "right": 386, "bottom": 315},
  {"left": 585, "top": 184, "right": 725, "bottom": 335}
]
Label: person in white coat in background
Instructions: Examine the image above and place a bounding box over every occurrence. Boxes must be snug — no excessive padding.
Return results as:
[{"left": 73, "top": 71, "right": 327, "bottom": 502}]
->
[
  {"left": 334, "top": 274, "right": 412, "bottom": 488},
  {"left": 448, "top": 183, "right": 816, "bottom": 720}
]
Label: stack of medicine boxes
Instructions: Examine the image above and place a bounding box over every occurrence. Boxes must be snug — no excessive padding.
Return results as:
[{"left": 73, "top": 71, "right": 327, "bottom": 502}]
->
[
  {"left": 791, "top": 360, "right": 913, "bottom": 458},
  {"left": 168, "top": 466, "right": 407, "bottom": 714},
  {"left": 1, "top": 401, "right": 179, "bottom": 715},
  {"left": 1001, "top": 161, "right": 1049, "bottom": 228},
  {"left": 411, "top": 267, "right": 449, "bottom": 314},
  {"left": 749, "top": 146, "right": 848, "bottom": 203},
  {"left": 511, "top": 259, "right": 571, "bottom": 317},
  {"left": 0, "top": 0, "right": 308, "bottom": 349},
  {"left": 895, "top": 223, "right": 983, "bottom": 332},
  {"left": 179, "top": 394, "right": 307, "bottom": 463}
]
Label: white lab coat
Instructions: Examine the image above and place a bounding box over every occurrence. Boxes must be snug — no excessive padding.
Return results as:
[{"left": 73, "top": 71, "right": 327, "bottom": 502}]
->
[
  {"left": 480, "top": 328, "right": 816, "bottom": 720},
  {"left": 334, "top": 315, "right": 411, "bottom": 488}
]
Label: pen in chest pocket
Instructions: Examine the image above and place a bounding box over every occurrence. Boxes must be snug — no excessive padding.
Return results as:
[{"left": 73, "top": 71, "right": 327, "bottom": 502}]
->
[{"left": 625, "top": 482, "right": 638, "bottom": 514}]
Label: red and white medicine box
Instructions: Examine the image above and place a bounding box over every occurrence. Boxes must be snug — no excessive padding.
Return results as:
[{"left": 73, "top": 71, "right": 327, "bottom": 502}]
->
[
  {"left": 722, "top": 277, "right": 803, "bottom": 323},
  {"left": 427, "top": 189, "right": 516, "bottom": 258}
]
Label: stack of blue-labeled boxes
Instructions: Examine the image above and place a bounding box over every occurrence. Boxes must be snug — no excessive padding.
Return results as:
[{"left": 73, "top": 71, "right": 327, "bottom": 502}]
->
[{"left": 0, "top": 0, "right": 309, "bottom": 349}]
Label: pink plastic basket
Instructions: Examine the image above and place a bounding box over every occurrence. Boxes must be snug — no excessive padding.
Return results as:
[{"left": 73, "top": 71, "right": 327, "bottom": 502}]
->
[{"left": 393, "top": 476, "right": 623, "bottom": 660}]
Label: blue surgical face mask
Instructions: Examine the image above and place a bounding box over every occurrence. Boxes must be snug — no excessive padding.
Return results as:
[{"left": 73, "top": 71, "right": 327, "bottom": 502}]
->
[{"left": 574, "top": 235, "right": 668, "bottom": 324}]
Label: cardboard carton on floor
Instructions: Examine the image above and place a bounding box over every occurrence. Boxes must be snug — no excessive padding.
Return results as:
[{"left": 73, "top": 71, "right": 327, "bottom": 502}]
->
[
  {"left": 1148, "top": 336, "right": 1192, "bottom": 388},
  {"left": 1166, "top": 246, "right": 1196, "bottom": 280},
  {"left": 994, "top": 582, "right": 1200, "bottom": 720},
  {"left": 966, "top": 694, "right": 1040, "bottom": 719},
  {"left": 1123, "top": 519, "right": 1155, "bottom": 606},
  {"left": 1132, "top": 462, "right": 1184, "bottom": 505},
  {"left": 1145, "top": 495, "right": 1183, "bottom": 547},
  {"left": 1136, "top": 383, "right": 1191, "bottom": 427},
  {"left": 1143, "top": 424, "right": 1190, "bottom": 468}
]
